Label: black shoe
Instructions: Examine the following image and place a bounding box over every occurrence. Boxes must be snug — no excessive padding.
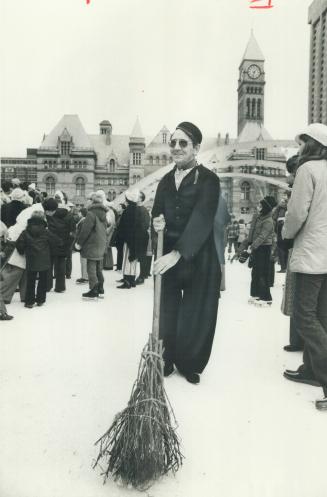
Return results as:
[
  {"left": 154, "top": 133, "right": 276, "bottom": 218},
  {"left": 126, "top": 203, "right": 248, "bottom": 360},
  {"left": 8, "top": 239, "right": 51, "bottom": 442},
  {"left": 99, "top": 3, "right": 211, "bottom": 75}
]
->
[
  {"left": 82, "top": 287, "right": 99, "bottom": 299},
  {"left": 315, "top": 397, "right": 327, "bottom": 411},
  {"left": 277, "top": 269, "right": 286, "bottom": 273},
  {"left": 116, "top": 278, "right": 125, "bottom": 283},
  {"left": 117, "top": 281, "right": 131, "bottom": 289},
  {"left": 185, "top": 372, "right": 200, "bottom": 384},
  {"left": 24, "top": 303, "right": 34, "bottom": 309},
  {"left": 97, "top": 285, "right": 104, "bottom": 298},
  {"left": 66, "top": 276, "right": 71, "bottom": 280},
  {"left": 164, "top": 363, "right": 174, "bottom": 377},
  {"left": 283, "top": 370, "right": 321, "bottom": 387},
  {"left": 36, "top": 302, "right": 44, "bottom": 307},
  {"left": 283, "top": 345, "right": 304, "bottom": 352},
  {"left": 76, "top": 278, "right": 88, "bottom": 284},
  {"left": 0, "top": 312, "right": 14, "bottom": 320},
  {"left": 54, "top": 289, "right": 65, "bottom": 293},
  {"left": 135, "top": 277, "right": 144, "bottom": 285}
]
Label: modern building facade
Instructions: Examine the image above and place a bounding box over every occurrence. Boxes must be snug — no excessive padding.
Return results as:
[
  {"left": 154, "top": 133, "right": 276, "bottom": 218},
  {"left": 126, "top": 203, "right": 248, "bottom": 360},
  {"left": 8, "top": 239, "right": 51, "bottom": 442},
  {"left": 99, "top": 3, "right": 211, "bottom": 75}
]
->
[{"left": 308, "top": 0, "right": 327, "bottom": 125}]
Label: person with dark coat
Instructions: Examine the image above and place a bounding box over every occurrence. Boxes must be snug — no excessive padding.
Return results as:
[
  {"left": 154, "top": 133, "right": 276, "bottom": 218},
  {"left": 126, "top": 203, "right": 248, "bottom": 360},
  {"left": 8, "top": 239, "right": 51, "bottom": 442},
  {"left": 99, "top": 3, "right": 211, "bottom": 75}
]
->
[
  {"left": 116, "top": 189, "right": 146, "bottom": 289},
  {"left": 135, "top": 191, "right": 151, "bottom": 285},
  {"left": 114, "top": 203, "right": 126, "bottom": 271},
  {"left": 45, "top": 198, "right": 75, "bottom": 293},
  {"left": 16, "top": 212, "right": 61, "bottom": 307},
  {"left": 247, "top": 195, "right": 277, "bottom": 306},
  {"left": 76, "top": 193, "right": 107, "bottom": 299},
  {"left": 3, "top": 188, "right": 27, "bottom": 227},
  {"left": 152, "top": 121, "right": 221, "bottom": 385}
]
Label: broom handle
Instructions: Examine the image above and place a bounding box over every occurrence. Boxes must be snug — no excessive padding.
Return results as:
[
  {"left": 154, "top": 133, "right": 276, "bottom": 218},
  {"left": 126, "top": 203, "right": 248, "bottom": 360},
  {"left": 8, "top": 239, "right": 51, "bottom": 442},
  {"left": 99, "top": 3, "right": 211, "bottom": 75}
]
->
[{"left": 152, "top": 229, "right": 164, "bottom": 340}]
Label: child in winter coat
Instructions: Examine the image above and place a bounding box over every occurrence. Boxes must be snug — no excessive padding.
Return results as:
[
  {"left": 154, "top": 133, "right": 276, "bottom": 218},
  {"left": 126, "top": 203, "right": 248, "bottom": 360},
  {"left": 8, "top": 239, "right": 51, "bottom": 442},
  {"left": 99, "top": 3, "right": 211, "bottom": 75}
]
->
[{"left": 16, "top": 211, "right": 61, "bottom": 308}]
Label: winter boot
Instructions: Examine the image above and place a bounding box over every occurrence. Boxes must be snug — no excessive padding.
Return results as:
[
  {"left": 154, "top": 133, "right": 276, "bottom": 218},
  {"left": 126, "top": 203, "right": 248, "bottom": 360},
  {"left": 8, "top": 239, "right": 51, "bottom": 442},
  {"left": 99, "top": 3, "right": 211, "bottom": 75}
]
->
[
  {"left": 254, "top": 300, "right": 272, "bottom": 307},
  {"left": 97, "top": 283, "right": 105, "bottom": 298},
  {"left": 82, "top": 287, "right": 99, "bottom": 300}
]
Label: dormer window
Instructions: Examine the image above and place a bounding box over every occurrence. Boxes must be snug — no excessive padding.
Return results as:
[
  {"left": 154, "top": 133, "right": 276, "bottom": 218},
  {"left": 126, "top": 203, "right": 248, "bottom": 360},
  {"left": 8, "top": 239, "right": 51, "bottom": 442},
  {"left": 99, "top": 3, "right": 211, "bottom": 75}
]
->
[
  {"left": 163, "top": 133, "right": 167, "bottom": 144},
  {"left": 61, "top": 141, "right": 71, "bottom": 156}
]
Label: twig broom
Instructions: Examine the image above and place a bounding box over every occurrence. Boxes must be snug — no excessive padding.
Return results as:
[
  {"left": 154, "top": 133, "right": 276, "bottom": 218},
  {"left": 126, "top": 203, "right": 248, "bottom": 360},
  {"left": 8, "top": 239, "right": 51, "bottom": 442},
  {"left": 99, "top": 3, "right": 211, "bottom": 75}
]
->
[{"left": 93, "top": 230, "right": 183, "bottom": 490}]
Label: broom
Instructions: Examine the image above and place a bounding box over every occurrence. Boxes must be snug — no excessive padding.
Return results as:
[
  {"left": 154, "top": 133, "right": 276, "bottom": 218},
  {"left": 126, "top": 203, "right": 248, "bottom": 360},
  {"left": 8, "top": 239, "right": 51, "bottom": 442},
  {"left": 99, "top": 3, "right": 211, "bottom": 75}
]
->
[{"left": 93, "top": 229, "right": 183, "bottom": 490}]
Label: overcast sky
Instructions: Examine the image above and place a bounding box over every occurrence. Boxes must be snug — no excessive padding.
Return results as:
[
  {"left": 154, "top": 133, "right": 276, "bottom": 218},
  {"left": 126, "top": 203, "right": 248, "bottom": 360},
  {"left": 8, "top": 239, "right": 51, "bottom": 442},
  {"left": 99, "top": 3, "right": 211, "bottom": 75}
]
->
[{"left": 1, "top": 0, "right": 312, "bottom": 156}]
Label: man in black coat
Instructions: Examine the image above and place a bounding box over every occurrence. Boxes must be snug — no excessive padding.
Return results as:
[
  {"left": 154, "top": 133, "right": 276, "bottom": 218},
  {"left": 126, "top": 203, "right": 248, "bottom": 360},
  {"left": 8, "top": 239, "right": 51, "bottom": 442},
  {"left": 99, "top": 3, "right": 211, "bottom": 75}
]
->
[{"left": 152, "top": 122, "right": 221, "bottom": 384}]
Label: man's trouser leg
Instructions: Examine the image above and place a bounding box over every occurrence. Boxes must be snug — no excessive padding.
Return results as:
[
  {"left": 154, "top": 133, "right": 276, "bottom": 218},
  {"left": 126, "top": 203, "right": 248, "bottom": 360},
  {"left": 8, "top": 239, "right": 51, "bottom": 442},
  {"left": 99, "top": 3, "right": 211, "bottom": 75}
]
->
[{"left": 293, "top": 273, "right": 327, "bottom": 393}]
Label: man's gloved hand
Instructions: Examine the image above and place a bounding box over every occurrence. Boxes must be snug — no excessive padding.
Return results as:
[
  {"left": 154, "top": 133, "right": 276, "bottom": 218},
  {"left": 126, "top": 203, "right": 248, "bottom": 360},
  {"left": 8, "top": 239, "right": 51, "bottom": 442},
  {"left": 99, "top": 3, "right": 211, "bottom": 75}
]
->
[
  {"left": 153, "top": 250, "right": 181, "bottom": 275},
  {"left": 153, "top": 214, "right": 166, "bottom": 233}
]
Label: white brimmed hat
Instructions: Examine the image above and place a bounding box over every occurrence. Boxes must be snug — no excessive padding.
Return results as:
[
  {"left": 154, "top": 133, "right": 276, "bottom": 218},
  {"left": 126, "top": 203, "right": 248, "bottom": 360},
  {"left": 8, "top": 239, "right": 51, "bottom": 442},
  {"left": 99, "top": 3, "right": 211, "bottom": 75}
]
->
[
  {"left": 295, "top": 123, "right": 327, "bottom": 147},
  {"left": 125, "top": 189, "right": 140, "bottom": 203}
]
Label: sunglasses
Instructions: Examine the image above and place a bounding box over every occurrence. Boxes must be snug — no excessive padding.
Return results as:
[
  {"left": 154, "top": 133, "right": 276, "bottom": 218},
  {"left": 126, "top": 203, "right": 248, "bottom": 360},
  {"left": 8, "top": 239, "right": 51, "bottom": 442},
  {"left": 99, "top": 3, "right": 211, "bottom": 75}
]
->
[{"left": 169, "top": 139, "right": 191, "bottom": 148}]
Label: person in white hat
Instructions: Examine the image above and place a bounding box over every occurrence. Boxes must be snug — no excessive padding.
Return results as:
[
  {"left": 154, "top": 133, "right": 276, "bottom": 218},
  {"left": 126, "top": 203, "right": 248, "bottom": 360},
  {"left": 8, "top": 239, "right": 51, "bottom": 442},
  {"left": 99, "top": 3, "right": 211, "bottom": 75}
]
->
[
  {"left": 282, "top": 123, "right": 327, "bottom": 411},
  {"left": 115, "top": 189, "right": 143, "bottom": 289}
]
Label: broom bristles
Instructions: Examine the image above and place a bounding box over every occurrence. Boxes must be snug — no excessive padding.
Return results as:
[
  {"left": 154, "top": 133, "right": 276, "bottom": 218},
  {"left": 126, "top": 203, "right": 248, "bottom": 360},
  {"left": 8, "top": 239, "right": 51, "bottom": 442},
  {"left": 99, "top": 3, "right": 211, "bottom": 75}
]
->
[{"left": 93, "top": 334, "right": 183, "bottom": 490}]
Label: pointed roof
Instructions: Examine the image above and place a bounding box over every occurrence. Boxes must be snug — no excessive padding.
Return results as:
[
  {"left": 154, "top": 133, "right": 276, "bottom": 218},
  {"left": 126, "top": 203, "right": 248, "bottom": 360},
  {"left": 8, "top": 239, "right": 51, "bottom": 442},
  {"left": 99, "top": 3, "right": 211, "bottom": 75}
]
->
[
  {"left": 130, "top": 117, "right": 143, "bottom": 138},
  {"left": 40, "top": 115, "right": 93, "bottom": 149},
  {"left": 242, "top": 31, "right": 265, "bottom": 61},
  {"left": 237, "top": 122, "right": 272, "bottom": 143},
  {"left": 60, "top": 127, "right": 71, "bottom": 141}
]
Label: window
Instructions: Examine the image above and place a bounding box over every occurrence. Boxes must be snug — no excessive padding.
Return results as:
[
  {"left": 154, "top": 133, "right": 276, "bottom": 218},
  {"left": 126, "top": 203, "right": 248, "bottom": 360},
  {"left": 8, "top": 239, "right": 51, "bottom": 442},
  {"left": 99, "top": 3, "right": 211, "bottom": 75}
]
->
[
  {"left": 163, "top": 133, "right": 167, "bottom": 144},
  {"left": 109, "top": 159, "right": 115, "bottom": 172},
  {"left": 246, "top": 98, "right": 250, "bottom": 118},
  {"left": 133, "top": 174, "right": 137, "bottom": 184},
  {"left": 149, "top": 156, "right": 153, "bottom": 165},
  {"left": 133, "top": 152, "right": 141, "bottom": 165},
  {"left": 255, "top": 148, "right": 266, "bottom": 160},
  {"left": 162, "top": 155, "right": 167, "bottom": 165},
  {"left": 61, "top": 141, "right": 70, "bottom": 156},
  {"left": 241, "top": 181, "right": 251, "bottom": 201},
  {"left": 257, "top": 100, "right": 261, "bottom": 119},
  {"left": 156, "top": 156, "right": 160, "bottom": 165},
  {"left": 76, "top": 177, "right": 85, "bottom": 197},
  {"left": 46, "top": 177, "right": 56, "bottom": 195},
  {"left": 251, "top": 99, "right": 256, "bottom": 118}
]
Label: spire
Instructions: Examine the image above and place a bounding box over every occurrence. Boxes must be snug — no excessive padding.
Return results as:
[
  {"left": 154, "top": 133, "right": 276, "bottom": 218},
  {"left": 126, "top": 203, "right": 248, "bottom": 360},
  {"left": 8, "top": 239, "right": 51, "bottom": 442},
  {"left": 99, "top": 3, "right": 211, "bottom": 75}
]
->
[
  {"left": 242, "top": 31, "right": 265, "bottom": 61},
  {"left": 130, "top": 116, "right": 143, "bottom": 138}
]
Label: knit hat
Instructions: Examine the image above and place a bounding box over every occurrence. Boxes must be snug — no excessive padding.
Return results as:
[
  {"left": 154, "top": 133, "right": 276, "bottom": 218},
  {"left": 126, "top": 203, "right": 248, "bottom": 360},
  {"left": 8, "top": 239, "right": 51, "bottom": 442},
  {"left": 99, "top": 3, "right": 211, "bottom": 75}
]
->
[
  {"left": 95, "top": 190, "right": 107, "bottom": 203},
  {"left": 176, "top": 122, "right": 202, "bottom": 145},
  {"left": 11, "top": 178, "right": 20, "bottom": 187},
  {"left": 260, "top": 196, "right": 277, "bottom": 211},
  {"left": 54, "top": 190, "right": 65, "bottom": 204},
  {"left": 43, "top": 198, "right": 58, "bottom": 212},
  {"left": 125, "top": 189, "right": 140, "bottom": 203},
  {"left": 28, "top": 183, "right": 36, "bottom": 191},
  {"left": 295, "top": 123, "right": 327, "bottom": 147},
  {"left": 11, "top": 188, "right": 25, "bottom": 202}
]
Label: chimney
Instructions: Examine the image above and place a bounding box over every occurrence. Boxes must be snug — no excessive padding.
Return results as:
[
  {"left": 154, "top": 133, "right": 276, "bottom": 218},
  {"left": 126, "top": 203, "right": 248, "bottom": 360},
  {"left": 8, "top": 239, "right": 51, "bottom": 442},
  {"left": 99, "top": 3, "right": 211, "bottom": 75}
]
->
[
  {"left": 217, "top": 133, "right": 221, "bottom": 146},
  {"left": 225, "top": 133, "right": 230, "bottom": 145}
]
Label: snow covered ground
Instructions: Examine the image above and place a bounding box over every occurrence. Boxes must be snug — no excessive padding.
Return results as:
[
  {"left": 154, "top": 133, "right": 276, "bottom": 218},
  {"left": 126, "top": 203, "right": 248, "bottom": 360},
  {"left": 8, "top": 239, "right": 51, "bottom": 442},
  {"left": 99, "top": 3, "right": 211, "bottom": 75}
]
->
[{"left": 1, "top": 253, "right": 326, "bottom": 497}]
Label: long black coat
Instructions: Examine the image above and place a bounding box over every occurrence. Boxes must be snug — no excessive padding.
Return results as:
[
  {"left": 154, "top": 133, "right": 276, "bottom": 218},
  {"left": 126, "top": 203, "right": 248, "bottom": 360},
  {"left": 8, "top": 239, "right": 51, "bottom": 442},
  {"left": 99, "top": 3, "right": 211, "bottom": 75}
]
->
[
  {"left": 152, "top": 163, "right": 221, "bottom": 375},
  {"left": 2, "top": 201, "right": 26, "bottom": 227},
  {"left": 116, "top": 204, "right": 150, "bottom": 261},
  {"left": 46, "top": 208, "right": 76, "bottom": 257},
  {"left": 16, "top": 217, "right": 62, "bottom": 272}
]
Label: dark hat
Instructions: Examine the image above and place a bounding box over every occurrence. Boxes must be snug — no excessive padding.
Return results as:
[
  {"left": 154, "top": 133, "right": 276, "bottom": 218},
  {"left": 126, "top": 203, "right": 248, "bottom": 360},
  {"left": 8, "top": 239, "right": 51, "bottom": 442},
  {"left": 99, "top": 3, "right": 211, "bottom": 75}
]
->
[
  {"left": 260, "top": 196, "right": 277, "bottom": 211},
  {"left": 176, "top": 121, "right": 202, "bottom": 145},
  {"left": 43, "top": 198, "right": 58, "bottom": 212}
]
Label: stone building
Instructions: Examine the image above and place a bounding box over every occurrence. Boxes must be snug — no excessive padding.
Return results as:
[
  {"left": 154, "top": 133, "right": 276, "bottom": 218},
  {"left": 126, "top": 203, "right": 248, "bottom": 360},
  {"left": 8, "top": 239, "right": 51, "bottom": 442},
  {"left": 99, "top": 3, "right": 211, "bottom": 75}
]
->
[{"left": 308, "top": 0, "right": 327, "bottom": 125}]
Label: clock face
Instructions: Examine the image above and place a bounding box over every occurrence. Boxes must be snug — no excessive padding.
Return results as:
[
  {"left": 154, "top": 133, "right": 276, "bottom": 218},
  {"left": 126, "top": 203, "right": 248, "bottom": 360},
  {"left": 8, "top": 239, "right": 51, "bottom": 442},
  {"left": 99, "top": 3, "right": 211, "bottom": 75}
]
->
[{"left": 247, "top": 64, "right": 261, "bottom": 79}]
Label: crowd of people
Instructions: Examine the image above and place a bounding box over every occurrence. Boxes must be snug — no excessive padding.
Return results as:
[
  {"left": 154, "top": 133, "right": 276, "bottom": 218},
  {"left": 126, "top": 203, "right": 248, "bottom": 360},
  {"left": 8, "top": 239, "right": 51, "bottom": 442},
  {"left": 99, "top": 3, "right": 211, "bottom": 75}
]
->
[
  {"left": 1, "top": 120, "right": 327, "bottom": 409},
  {"left": 0, "top": 179, "right": 152, "bottom": 317}
]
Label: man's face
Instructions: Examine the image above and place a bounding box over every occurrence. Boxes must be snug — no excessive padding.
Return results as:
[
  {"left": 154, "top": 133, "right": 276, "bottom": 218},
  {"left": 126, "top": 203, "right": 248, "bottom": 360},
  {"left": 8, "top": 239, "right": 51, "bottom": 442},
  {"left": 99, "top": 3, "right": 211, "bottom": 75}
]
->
[{"left": 169, "top": 129, "right": 199, "bottom": 168}]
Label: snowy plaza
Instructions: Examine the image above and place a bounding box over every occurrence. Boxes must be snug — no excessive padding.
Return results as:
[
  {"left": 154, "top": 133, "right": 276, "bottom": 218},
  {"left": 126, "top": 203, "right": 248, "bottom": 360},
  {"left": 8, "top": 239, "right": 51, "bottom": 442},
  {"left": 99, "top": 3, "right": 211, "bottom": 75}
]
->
[{"left": 1, "top": 253, "right": 326, "bottom": 497}]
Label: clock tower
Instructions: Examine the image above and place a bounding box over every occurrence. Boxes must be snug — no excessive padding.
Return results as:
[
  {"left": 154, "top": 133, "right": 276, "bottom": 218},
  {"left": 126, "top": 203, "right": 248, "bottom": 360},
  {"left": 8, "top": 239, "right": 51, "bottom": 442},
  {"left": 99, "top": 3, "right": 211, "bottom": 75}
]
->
[{"left": 237, "top": 32, "right": 265, "bottom": 136}]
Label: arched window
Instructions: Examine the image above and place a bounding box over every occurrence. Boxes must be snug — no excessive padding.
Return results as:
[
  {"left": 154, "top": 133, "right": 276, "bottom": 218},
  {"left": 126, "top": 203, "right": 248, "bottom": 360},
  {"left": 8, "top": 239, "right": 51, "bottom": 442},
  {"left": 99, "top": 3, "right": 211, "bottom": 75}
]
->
[
  {"left": 112, "top": 191, "right": 116, "bottom": 200},
  {"left": 136, "top": 175, "right": 141, "bottom": 182},
  {"left": 46, "top": 177, "right": 56, "bottom": 195},
  {"left": 241, "top": 181, "right": 251, "bottom": 201},
  {"left": 257, "top": 100, "right": 261, "bottom": 119},
  {"left": 246, "top": 98, "right": 251, "bottom": 118},
  {"left": 149, "top": 156, "right": 153, "bottom": 165},
  {"left": 76, "top": 177, "right": 85, "bottom": 197},
  {"left": 162, "top": 155, "right": 167, "bottom": 166},
  {"left": 251, "top": 99, "right": 256, "bottom": 118},
  {"left": 156, "top": 156, "right": 160, "bottom": 165},
  {"left": 109, "top": 159, "right": 115, "bottom": 172}
]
